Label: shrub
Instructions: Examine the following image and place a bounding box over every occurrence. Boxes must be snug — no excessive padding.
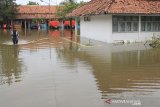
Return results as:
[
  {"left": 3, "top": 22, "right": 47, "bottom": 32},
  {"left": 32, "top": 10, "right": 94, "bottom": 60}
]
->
[{"left": 150, "top": 35, "right": 160, "bottom": 48}]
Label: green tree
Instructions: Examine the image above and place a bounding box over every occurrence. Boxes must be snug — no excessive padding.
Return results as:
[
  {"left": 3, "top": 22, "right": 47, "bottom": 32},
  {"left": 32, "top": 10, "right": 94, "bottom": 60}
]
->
[
  {"left": 0, "top": 0, "right": 18, "bottom": 23},
  {"left": 56, "top": 0, "right": 85, "bottom": 19},
  {"left": 27, "top": 1, "right": 39, "bottom": 5}
]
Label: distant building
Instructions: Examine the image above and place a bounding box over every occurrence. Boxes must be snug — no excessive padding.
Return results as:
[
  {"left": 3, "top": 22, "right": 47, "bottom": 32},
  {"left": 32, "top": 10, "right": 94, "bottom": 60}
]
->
[
  {"left": 68, "top": 0, "right": 160, "bottom": 43},
  {"left": 0, "top": 5, "right": 61, "bottom": 29},
  {"left": 16, "top": 5, "right": 59, "bottom": 29},
  {"left": 16, "top": 5, "right": 59, "bottom": 19}
]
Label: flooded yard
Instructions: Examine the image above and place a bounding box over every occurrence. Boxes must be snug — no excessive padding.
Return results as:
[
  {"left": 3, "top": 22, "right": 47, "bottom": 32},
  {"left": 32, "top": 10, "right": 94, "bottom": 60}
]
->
[{"left": 0, "top": 29, "right": 160, "bottom": 107}]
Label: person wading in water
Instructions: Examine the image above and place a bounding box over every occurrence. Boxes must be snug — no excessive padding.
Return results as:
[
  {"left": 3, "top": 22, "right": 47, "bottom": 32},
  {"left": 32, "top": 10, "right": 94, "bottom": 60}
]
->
[{"left": 11, "top": 28, "right": 19, "bottom": 45}]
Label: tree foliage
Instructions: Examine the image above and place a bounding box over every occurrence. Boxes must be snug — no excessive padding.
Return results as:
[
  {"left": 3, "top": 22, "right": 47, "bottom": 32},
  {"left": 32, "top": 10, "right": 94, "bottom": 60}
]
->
[
  {"left": 27, "top": 1, "right": 39, "bottom": 5},
  {"left": 56, "top": 0, "right": 86, "bottom": 19},
  {"left": 0, "top": 0, "right": 18, "bottom": 22}
]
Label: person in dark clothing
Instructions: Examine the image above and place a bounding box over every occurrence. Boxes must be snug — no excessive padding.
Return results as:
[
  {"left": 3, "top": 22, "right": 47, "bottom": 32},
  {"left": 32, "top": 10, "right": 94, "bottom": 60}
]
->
[{"left": 11, "top": 29, "right": 19, "bottom": 45}]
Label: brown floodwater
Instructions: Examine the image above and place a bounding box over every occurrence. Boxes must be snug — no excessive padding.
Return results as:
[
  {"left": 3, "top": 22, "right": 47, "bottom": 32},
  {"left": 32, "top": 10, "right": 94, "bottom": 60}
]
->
[{"left": 0, "top": 29, "right": 160, "bottom": 107}]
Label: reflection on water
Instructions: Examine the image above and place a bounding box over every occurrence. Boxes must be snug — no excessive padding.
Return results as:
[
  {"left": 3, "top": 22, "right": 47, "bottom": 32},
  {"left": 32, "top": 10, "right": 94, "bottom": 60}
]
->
[
  {"left": 0, "top": 45, "right": 22, "bottom": 85},
  {"left": 0, "top": 29, "right": 160, "bottom": 107},
  {"left": 57, "top": 43, "right": 160, "bottom": 94},
  {"left": 102, "top": 49, "right": 160, "bottom": 98}
]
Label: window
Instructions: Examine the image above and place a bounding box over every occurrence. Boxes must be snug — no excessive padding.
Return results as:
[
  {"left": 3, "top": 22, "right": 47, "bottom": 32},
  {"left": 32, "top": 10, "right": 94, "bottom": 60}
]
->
[
  {"left": 147, "top": 22, "right": 151, "bottom": 31},
  {"left": 84, "top": 16, "right": 91, "bottom": 21},
  {"left": 141, "top": 16, "right": 160, "bottom": 32},
  {"left": 113, "top": 16, "right": 139, "bottom": 32},
  {"left": 158, "top": 22, "right": 160, "bottom": 31},
  {"left": 141, "top": 22, "right": 145, "bottom": 31},
  {"left": 133, "top": 22, "right": 138, "bottom": 31},
  {"left": 126, "top": 22, "right": 131, "bottom": 31},
  {"left": 119, "top": 22, "right": 125, "bottom": 32}
]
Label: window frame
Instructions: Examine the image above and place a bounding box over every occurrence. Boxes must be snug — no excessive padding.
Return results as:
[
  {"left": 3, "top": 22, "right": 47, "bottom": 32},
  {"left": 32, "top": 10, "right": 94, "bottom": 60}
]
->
[
  {"left": 112, "top": 15, "right": 139, "bottom": 33},
  {"left": 141, "top": 16, "right": 160, "bottom": 32}
]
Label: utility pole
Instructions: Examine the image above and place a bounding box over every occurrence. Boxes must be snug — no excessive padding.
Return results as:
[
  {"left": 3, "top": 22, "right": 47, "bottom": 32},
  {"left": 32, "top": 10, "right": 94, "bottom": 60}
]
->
[{"left": 40, "top": 0, "right": 51, "bottom": 29}]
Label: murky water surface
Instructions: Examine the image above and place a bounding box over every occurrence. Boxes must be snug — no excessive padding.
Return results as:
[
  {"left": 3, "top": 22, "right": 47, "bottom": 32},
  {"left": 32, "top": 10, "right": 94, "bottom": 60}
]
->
[{"left": 0, "top": 29, "right": 160, "bottom": 107}]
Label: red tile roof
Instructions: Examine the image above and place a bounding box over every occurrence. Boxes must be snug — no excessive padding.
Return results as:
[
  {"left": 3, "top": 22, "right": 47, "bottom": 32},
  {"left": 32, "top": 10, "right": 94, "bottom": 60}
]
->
[
  {"left": 16, "top": 5, "right": 61, "bottom": 19},
  {"left": 67, "top": 0, "right": 160, "bottom": 17}
]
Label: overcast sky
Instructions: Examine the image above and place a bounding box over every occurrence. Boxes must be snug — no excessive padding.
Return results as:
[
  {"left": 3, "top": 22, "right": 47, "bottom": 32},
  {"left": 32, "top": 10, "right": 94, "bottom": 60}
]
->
[{"left": 16, "top": 0, "right": 91, "bottom": 5}]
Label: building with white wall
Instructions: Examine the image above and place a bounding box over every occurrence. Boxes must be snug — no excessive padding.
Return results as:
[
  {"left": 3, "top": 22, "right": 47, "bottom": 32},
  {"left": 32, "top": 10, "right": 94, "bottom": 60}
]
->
[{"left": 68, "top": 0, "right": 160, "bottom": 43}]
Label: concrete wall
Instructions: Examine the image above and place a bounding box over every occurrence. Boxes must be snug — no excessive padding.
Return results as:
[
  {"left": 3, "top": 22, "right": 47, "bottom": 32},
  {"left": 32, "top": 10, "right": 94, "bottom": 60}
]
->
[
  {"left": 80, "top": 15, "right": 160, "bottom": 43},
  {"left": 112, "top": 30, "right": 160, "bottom": 43},
  {"left": 80, "top": 15, "right": 112, "bottom": 43},
  {"left": 140, "top": 32, "right": 160, "bottom": 41},
  {"left": 112, "top": 33, "right": 139, "bottom": 43}
]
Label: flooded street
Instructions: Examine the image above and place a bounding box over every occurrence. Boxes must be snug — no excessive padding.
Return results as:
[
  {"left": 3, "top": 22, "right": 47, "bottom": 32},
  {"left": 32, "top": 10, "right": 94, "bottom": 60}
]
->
[{"left": 0, "top": 29, "right": 160, "bottom": 107}]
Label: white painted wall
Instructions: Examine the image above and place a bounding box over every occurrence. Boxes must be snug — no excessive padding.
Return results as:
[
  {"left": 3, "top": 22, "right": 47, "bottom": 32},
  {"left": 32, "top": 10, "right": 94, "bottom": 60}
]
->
[
  {"left": 112, "top": 32, "right": 160, "bottom": 42},
  {"left": 80, "top": 15, "right": 160, "bottom": 43},
  {"left": 112, "top": 33, "right": 139, "bottom": 43},
  {"left": 80, "top": 15, "right": 112, "bottom": 43},
  {"left": 140, "top": 32, "right": 160, "bottom": 41}
]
